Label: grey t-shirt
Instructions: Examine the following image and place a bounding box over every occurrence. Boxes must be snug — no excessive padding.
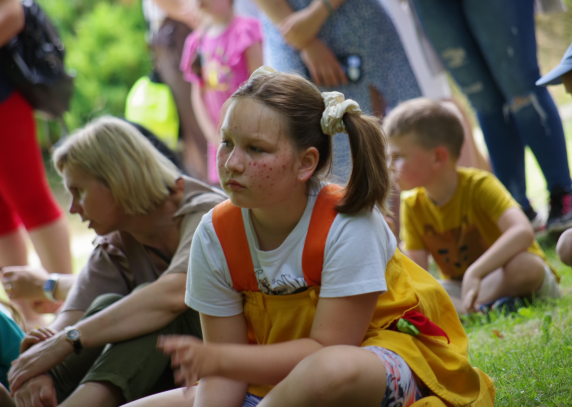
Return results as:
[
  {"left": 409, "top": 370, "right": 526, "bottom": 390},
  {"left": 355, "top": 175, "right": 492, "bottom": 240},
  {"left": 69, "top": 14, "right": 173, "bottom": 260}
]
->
[{"left": 62, "top": 176, "right": 226, "bottom": 312}]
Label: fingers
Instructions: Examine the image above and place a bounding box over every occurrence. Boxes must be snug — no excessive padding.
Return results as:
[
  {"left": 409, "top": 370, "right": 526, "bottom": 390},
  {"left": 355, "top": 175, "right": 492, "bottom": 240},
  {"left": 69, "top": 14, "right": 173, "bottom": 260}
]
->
[
  {"left": 463, "top": 289, "right": 478, "bottom": 314},
  {"left": 20, "top": 337, "right": 41, "bottom": 354},
  {"left": 39, "top": 383, "right": 57, "bottom": 407}
]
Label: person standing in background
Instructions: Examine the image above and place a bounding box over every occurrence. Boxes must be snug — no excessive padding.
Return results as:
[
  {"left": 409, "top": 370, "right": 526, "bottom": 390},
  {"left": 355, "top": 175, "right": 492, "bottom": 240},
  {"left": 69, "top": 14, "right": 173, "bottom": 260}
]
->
[
  {"left": 0, "top": 0, "right": 73, "bottom": 329},
  {"left": 410, "top": 0, "right": 572, "bottom": 233},
  {"left": 180, "top": 0, "right": 263, "bottom": 186},
  {"left": 252, "top": 0, "right": 421, "bottom": 179},
  {"left": 146, "top": 0, "right": 209, "bottom": 180}
]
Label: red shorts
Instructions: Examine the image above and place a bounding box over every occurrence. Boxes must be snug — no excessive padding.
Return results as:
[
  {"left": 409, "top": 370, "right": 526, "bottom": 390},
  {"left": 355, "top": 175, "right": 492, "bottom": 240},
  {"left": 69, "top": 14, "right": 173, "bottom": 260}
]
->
[{"left": 0, "top": 91, "right": 63, "bottom": 235}]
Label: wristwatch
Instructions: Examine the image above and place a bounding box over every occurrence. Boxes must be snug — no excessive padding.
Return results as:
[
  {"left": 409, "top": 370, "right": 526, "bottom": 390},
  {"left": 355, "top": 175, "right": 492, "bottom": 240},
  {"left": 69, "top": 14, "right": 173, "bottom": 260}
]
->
[
  {"left": 43, "top": 273, "right": 60, "bottom": 302},
  {"left": 64, "top": 326, "right": 83, "bottom": 355}
]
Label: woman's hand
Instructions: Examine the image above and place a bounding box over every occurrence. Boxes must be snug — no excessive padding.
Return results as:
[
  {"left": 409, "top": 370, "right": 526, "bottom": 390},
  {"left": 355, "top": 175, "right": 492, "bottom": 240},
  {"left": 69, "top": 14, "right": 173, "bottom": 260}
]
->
[
  {"left": 1, "top": 266, "right": 50, "bottom": 301},
  {"left": 13, "top": 374, "right": 57, "bottom": 407},
  {"left": 159, "top": 335, "right": 219, "bottom": 388},
  {"left": 8, "top": 332, "right": 72, "bottom": 393},
  {"left": 20, "top": 327, "right": 56, "bottom": 353},
  {"left": 461, "top": 269, "right": 481, "bottom": 313},
  {"left": 300, "top": 39, "right": 347, "bottom": 88},
  {"left": 278, "top": 6, "right": 324, "bottom": 50}
]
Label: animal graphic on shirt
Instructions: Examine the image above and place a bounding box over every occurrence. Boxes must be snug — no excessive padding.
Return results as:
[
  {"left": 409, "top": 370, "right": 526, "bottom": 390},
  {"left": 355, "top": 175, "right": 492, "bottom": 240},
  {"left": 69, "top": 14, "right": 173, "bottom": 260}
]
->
[{"left": 421, "top": 220, "right": 488, "bottom": 281}]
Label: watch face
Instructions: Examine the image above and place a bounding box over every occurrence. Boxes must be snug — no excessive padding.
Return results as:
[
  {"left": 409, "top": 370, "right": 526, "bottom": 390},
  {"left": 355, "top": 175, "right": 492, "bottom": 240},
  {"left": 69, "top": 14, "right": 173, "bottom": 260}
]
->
[
  {"left": 44, "top": 279, "right": 56, "bottom": 292},
  {"left": 67, "top": 329, "right": 80, "bottom": 341}
]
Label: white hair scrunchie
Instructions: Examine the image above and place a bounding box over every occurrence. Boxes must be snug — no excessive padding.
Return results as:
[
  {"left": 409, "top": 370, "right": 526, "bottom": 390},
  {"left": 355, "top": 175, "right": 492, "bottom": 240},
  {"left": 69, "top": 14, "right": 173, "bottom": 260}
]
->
[
  {"left": 320, "top": 91, "right": 362, "bottom": 136},
  {"left": 249, "top": 65, "right": 277, "bottom": 81}
]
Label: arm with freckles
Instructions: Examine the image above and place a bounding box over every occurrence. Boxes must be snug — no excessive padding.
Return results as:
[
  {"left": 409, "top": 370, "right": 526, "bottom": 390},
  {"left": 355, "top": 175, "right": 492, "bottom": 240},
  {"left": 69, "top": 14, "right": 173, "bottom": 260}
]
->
[{"left": 160, "top": 291, "right": 380, "bottom": 390}]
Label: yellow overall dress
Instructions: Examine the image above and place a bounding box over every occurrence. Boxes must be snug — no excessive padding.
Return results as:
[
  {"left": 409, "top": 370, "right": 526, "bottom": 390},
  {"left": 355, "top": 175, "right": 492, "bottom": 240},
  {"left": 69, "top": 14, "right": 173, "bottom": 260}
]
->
[{"left": 212, "top": 185, "right": 495, "bottom": 406}]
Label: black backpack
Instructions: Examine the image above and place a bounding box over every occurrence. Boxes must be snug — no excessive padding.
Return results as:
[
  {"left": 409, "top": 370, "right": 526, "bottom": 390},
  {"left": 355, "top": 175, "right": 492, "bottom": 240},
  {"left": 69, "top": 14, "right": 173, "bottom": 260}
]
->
[{"left": 0, "top": 0, "right": 74, "bottom": 118}]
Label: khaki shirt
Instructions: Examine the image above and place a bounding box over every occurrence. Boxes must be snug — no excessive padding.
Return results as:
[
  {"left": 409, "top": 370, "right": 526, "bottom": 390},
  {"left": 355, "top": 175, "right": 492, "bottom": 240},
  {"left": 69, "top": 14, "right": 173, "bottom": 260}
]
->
[{"left": 63, "top": 176, "right": 226, "bottom": 312}]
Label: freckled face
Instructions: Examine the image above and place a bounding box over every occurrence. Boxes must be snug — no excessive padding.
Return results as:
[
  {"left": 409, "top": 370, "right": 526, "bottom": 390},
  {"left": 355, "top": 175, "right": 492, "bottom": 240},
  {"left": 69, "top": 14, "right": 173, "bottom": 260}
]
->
[
  {"left": 218, "top": 99, "right": 302, "bottom": 209},
  {"left": 388, "top": 134, "right": 436, "bottom": 191},
  {"left": 62, "top": 166, "right": 124, "bottom": 235}
]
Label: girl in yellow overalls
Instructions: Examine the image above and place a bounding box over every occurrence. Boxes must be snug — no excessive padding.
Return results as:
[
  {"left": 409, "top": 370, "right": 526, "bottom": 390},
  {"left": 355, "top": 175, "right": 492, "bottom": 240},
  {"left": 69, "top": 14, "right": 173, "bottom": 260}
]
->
[{"left": 131, "top": 67, "right": 495, "bottom": 407}]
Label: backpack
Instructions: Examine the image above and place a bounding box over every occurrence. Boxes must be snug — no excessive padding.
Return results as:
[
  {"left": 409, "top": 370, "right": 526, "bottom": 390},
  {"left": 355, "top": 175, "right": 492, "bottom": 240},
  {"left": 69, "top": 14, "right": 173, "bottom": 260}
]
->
[{"left": 0, "top": 0, "right": 74, "bottom": 118}]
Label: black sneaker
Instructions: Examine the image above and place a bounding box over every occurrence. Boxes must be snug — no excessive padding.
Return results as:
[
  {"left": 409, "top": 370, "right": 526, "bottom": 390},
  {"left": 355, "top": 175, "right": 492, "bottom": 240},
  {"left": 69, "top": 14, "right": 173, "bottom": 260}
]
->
[
  {"left": 546, "top": 187, "right": 572, "bottom": 233},
  {"left": 524, "top": 207, "right": 545, "bottom": 233}
]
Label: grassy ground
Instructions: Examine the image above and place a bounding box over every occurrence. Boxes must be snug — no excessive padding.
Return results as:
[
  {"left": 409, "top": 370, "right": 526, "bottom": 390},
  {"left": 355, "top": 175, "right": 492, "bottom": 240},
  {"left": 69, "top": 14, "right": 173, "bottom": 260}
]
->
[{"left": 462, "top": 235, "right": 572, "bottom": 406}]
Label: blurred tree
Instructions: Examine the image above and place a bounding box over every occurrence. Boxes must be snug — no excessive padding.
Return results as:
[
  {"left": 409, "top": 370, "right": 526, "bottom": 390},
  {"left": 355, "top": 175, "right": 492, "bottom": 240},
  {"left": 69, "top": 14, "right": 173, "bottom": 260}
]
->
[{"left": 35, "top": 0, "right": 151, "bottom": 142}]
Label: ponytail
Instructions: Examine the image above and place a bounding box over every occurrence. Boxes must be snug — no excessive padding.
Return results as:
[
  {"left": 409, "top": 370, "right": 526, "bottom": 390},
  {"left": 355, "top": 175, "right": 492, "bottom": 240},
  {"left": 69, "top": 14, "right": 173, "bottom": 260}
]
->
[{"left": 337, "top": 114, "right": 390, "bottom": 214}]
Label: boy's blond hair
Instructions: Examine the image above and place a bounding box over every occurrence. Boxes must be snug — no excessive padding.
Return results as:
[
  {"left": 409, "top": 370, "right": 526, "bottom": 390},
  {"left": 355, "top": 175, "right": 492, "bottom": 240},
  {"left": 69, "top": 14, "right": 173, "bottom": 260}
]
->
[
  {"left": 383, "top": 98, "right": 465, "bottom": 158},
  {"left": 53, "top": 117, "right": 180, "bottom": 215}
]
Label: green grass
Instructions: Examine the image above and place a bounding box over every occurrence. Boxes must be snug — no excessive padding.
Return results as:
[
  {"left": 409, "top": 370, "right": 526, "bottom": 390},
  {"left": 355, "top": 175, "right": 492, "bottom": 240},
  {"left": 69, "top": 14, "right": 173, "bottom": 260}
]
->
[{"left": 462, "top": 237, "right": 572, "bottom": 406}]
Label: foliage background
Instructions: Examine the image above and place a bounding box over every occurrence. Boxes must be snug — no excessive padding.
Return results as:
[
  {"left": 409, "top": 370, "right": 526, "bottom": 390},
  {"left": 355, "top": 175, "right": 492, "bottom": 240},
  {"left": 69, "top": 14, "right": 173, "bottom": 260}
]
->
[{"left": 35, "top": 0, "right": 151, "bottom": 142}]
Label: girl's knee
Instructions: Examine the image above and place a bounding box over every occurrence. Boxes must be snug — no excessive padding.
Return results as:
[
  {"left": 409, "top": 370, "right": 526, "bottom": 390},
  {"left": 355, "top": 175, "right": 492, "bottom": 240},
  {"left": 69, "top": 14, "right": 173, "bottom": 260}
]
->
[
  {"left": 556, "top": 229, "right": 572, "bottom": 266},
  {"left": 290, "top": 347, "right": 367, "bottom": 403},
  {"left": 504, "top": 253, "right": 545, "bottom": 287}
]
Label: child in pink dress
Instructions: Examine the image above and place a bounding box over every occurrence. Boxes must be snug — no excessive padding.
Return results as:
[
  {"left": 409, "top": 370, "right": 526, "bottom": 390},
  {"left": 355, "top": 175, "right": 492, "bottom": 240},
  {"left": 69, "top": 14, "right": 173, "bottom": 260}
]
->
[{"left": 180, "top": 1, "right": 263, "bottom": 185}]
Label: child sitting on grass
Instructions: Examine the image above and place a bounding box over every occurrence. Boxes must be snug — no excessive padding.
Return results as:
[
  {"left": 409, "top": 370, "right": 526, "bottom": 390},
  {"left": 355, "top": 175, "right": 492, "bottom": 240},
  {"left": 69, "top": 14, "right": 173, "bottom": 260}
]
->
[{"left": 384, "top": 98, "right": 561, "bottom": 314}]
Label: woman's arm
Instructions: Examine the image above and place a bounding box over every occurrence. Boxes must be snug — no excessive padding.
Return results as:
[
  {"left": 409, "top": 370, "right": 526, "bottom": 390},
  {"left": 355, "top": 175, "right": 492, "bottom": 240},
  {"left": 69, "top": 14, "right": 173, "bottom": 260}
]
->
[
  {"left": 1, "top": 267, "right": 76, "bottom": 302},
  {"left": 160, "top": 291, "right": 380, "bottom": 387},
  {"left": 9, "top": 273, "right": 188, "bottom": 392},
  {"left": 0, "top": 0, "right": 24, "bottom": 47},
  {"left": 191, "top": 84, "right": 220, "bottom": 145}
]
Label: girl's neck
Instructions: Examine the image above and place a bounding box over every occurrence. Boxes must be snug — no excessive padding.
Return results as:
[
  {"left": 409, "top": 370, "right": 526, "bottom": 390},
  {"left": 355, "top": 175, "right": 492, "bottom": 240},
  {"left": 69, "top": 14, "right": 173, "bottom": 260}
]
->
[
  {"left": 207, "top": 10, "right": 234, "bottom": 31},
  {"left": 250, "top": 187, "right": 309, "bottom": 252}
]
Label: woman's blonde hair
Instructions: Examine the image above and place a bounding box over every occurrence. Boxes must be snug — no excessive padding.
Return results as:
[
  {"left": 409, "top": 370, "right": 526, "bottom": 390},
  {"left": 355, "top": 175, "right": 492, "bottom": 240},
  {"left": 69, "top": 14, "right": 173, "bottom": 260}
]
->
[
  {"left": 53, "top": 117, "right": 180, "bottom": 215},
  {"left": 226, "top": 72, "right": 390, "bottom": 214}
]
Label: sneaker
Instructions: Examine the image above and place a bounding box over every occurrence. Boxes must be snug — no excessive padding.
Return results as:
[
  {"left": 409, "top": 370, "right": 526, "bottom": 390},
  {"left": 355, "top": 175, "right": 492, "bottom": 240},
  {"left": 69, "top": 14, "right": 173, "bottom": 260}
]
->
[
  {"left": 546, "top": 187, "right": 572, "bottom": 233},
  {"left": 524, "top": 207, "right": 545, "bottom": 233}
]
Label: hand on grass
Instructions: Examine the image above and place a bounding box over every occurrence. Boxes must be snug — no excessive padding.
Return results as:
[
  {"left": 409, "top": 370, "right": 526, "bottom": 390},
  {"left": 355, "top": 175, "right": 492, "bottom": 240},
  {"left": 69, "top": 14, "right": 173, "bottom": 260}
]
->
[
  {"left": 300, "top": 39, "right": 347, "bottom": 87},
  {"left": 461, "top": 271, "right": 481, "bottom": 313},
  {"left": 158, "top": 335, "right": 218, "bottom": 388},
  {"left": 13, "top": 374, "right": 57, "bottom": 407},
  {"left": 20, "top": 327, "right": 56, "bottom": 353}
]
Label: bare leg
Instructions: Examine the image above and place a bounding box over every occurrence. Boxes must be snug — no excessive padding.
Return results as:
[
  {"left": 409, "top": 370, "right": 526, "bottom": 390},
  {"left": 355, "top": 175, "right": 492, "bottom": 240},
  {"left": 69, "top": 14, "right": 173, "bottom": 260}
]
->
[
  {"left": 0, "top": 227, "right": 28, "bottom": 266},
  {"left": 28, "top": 217, "right": 73, "bottom": 276},
  {"left": 258, "top": 346, "right": 386, "bottom": 407},
  {"left": 474, "top": 252, "right": 545, "bottom": 309},
  {"left": 60, "top": 382, "right": 125, "bottom": 407},
  {"left": 556, "top": 228, "right": 572, "bottom": 266},
  {"left": 121, "top": 387, "right": 196, "bottom": 407}
]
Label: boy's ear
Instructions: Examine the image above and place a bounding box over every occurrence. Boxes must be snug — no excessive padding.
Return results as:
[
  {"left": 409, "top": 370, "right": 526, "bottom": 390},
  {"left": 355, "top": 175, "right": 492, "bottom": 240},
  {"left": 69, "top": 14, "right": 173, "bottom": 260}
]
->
[{"left": 433, "top": 146, "right": 450, "bottom": 167}]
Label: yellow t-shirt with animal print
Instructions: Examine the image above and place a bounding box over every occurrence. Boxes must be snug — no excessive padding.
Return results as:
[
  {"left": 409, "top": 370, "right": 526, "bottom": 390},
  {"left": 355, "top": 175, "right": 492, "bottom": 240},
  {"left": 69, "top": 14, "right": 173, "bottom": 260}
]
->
[{"left": 401, "top": 167, "right": 557, "bottom": 281}]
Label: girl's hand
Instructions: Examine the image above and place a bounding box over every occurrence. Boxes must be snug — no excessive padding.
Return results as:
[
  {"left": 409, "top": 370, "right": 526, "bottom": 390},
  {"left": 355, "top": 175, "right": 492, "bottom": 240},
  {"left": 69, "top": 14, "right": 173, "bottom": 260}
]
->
[
  {"left": 20, "top": 327, "right": 56, "bottom": 353},
  {"left": 159, "top": 335, "right": 219, "bottom": 388},
  {"left": 300, "top": 39, "right": 348, "bottom": 88},
  {"left": 278, "top": 6, "right": 323, "bottom": 50},
  {"left": 461, "top": 270, "right": 481, "bottom": 313}
]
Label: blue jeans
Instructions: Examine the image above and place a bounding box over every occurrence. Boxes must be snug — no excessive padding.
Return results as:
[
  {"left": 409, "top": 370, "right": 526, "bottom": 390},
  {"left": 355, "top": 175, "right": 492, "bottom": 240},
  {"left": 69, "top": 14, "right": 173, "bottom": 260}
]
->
[{"left": 411, "top": 0, "right": 571, "bottom": 210}]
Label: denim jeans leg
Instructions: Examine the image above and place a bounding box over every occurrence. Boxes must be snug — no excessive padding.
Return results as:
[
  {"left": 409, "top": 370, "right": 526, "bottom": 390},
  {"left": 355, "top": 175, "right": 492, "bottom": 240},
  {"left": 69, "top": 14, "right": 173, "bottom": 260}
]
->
[
  {"left": 410, "top": 0, "right": 531, "bottom": 210},
  {"left": 463, "top": 0, "right": 572, "bottom": 193}
]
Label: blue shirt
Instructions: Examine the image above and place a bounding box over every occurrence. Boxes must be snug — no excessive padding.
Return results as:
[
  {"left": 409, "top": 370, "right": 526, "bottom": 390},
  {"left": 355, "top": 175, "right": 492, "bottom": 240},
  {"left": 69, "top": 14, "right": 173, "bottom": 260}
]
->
[{"left": 0, "top": 303, "right": 24, "bottom": 391}]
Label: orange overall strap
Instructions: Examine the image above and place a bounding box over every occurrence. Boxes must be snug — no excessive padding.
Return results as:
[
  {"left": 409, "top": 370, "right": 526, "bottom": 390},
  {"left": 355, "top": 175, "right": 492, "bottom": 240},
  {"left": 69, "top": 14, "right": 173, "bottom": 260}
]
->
[
  {"left": 302, "top": 184, "right": 344, "bottom": 286},
  {"left": 212, "top": 200, "right": 259, "bottom": 292}
]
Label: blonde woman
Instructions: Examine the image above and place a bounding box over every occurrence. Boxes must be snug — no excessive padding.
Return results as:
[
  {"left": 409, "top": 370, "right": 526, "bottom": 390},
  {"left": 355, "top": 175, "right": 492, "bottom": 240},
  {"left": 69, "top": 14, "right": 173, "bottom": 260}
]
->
[{"left": 8, "top": 117, "right": 226, "bottom": 407}]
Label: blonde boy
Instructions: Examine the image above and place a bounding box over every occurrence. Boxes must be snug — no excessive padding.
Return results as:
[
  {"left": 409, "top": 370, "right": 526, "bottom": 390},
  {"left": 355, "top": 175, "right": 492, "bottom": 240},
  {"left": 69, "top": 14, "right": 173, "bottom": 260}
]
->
[{"left": 385, "top": 98, "right": 561, "bottom": 313}]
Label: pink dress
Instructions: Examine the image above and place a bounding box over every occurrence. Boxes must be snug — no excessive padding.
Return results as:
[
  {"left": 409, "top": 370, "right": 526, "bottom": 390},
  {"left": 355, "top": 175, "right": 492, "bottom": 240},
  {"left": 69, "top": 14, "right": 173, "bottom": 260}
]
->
[{"left": 180, "top": 16, "right": 263, "bottom": 185}]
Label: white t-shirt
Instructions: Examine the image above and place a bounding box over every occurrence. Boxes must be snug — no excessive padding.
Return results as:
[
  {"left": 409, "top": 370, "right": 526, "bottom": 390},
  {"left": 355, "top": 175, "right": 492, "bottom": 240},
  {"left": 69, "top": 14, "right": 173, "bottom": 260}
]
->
[{"left": 185, "top": 185, "right": 397, "bottom": 317}]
